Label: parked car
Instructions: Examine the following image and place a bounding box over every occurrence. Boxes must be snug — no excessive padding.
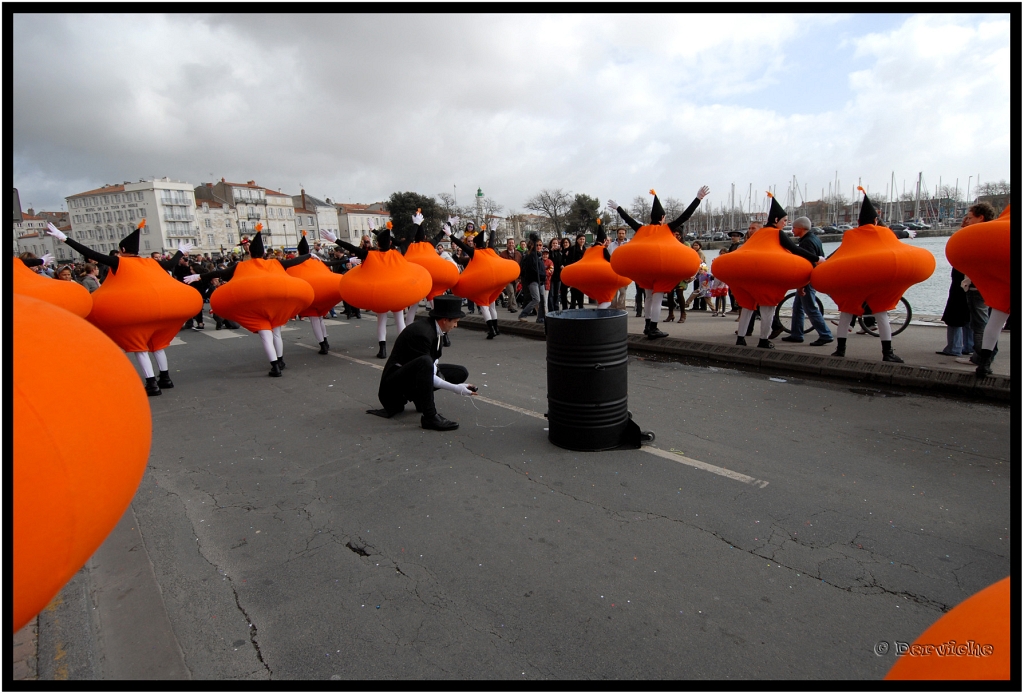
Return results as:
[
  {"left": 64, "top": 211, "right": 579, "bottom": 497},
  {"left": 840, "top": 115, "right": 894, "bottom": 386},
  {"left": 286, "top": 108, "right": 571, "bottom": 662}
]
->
[
  {"left": 911, "top": 220, "right": 931, "bottom": 229},
  {"left": 889, "top": 222, "right": 908, "bottom": 231},
  {"left": 837, "top": 224, "right": 854, "bottom": 231},
  {"left": 904, "top": 222, "right": 924, "bottom": 231},
  {"left": 712, "top": 231, "right": 725, "bottom": 241},
  {"left": 821, "top": 225, "right": 839, "bottom": 234},
  {"left": 809, "top": 227, "right": 823, "bottom": 235}
]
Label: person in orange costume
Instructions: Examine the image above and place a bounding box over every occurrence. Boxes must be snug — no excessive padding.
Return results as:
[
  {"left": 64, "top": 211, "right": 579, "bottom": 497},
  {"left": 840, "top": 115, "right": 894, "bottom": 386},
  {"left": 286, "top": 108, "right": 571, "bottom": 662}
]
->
[
  {"left": 14, "top": 294, "right": 152, "bottom": 633},
  {"left": 607, "top": 187, "right": 708, "bottom": 339},
  {"left": 189, "top": 227, "right": 314, "bottom": 376},
  {"left": 812, "top": 189, "right": 935, "bottom": 362},
  {"left": 285, "top": 232, "right": 349, "bottom": 355},
  {"left": 885, "top": 577, "right": 1009, "bottom": 680},
  {"left": 322, "top": 219, "right": 432, "bottom": 359},
  {"left": 450, "top": 220, "right": 521, "bottom": 340},
  {"left": 711, "top": 194, "right": 817, "bottom": 348},
  {"left": 560, "top": 220, "right": 632, "bottom": 309},
  {"left": 945, "top": 206, "right": 1010, "bottom": 377},
  {"left": 14, "top": 252, "right": 93, "bottom": 318},
  {"left": 46, "top": 220, "right": 200, "bottom": 396},
  {"left": 401, "top": 209, "right": 461, "bottom": 327}
]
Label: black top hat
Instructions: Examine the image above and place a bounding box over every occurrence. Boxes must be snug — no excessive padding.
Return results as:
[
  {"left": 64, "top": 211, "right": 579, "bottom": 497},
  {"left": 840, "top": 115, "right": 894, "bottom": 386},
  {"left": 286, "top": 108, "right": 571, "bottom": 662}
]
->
[
  {"left": 428, "top": 295, "right": 466, "bottom": 320},
  {"left": 248, "top": 230, "right": 265, "bottom": 258},
  {"left": 650, "top": 189, "right": 665, "bottom": 224},
  {"left": 727, "top": 230, "right": 745, "bottom": 238},
  {"left": 766, "top": 193, "right": 787, "bottom": 227},
  {"left": 857, "top": 187, "right": 877, "bottom": 226},
  {"left": 297, "top": 232, "right": 309, "bottom": 255}
]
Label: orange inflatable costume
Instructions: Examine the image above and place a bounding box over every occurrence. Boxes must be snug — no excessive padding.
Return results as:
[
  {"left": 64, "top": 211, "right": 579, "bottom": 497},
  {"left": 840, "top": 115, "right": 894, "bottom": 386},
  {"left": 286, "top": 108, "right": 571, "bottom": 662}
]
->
[
  {"left": 404, "top": 212, "right": 460, "bottom": 301},
  {"left": 451, "top": 230, "right": 520, "bottom": 307},
  {"left": 561, "top": 222, "right": 632, "bottom": 304},
  {"left": 286, "top": 234, "right": 344, "bottom": 319},
  {"left": 337, "top": 223, "right": 431, "bottom": 315},
  {"left": 812, "top": 189, "right": 935, "bottom": 316},
  {"left": 945, "top": 206, "right": 1010, "bottom": 315},
  {"left": 14, "top": 294, "right": 152, "bottom": 632},
  {"left": 610, "top": 190, "right": 701, "bottom": 293},
  {"left": 885, "top": 577, "right": 1010, "bottom": 680},
  {"left": 13, "top": 257, "right": 93, "bottom": 318}
]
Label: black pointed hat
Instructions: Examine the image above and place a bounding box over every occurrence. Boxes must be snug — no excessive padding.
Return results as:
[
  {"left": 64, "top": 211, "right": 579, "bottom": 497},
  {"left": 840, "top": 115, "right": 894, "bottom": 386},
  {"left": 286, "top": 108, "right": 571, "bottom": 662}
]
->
[
  {"left": 297, "top": 231, "right": 309, "bottom": 255},
  {"left": 650, "top": 189, "right": 665, "bottom": 224},
  {"left": 119, "top": 219, "right": 144, "bottom": 254},
  {"left": 766, "top": 192, "right": 787, "bottom": 227},
  {"left": 594, "top": 218, "right": 607, "bottom": 244},
  {"left": 857, "top": 187, "right": 877, "bottom": 226},
  {"left": 473, "top": 224, "right": 487, "bottom": 248},
  {"left": 374, "top": 221, "right": 393, "bottom": 251},
  {"left": 248, "top": 230, "right": 265, "bottom": 258}
]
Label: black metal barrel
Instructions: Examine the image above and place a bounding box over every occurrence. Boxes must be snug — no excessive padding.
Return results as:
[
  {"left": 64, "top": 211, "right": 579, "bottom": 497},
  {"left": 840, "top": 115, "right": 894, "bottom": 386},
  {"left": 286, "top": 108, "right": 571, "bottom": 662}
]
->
[{"left": 546, "top": 309, "right": 629, "bottom": 451}]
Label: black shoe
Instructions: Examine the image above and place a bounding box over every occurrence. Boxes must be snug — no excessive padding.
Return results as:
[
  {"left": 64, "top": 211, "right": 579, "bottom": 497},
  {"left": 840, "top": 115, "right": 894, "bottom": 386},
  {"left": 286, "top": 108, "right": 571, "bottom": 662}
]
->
[
  {"left": 975, "top": 348, "right": 994, "bottom": 377},
  {"left": 421, "top": 413, "right": 459, "bottom": 431},
  {"left": 144, "top": 377, "right": 162, "bottom": 396},
  {"left": 831, "top": 338, "right": 847, "bottom": 358},
  {"left": 881, "top": 340, "right": 903, "bottom": 363},
  {"left": 195, "top": 323, "right": 205, "bottom": 330},
  {"left": 376, "top": 341, "right": 387, "bottom": 359},
  {"left": 157, "top": 371, "right": 174, "bottom": 389},
  {"left": 736, "top": 336, "right": 747, "bottom": 346},
  {"left": 646, "top": 322, "right": 668, "bottom": 339},
  {"left": 757, "top": 339, "right": 775, "bottom": 349},
  {"left": 768, "top": 326, "right": 784, "bottom": 340},
  {"left": 492, "top": 320, "right": 501, "bottom": 336},
  {"left": 322, "top": 338, "right": 329, "bottom": 350},
  {"left": 276, "top": 357, "right": 286, "bottom": 370},
  {"left": 643, "top": 319, "right": 651, "bottom": 335},
  {"left": 809, "top": 337, "right": 834, "bottom": 346},
  {"left": 215, "top": 323, "right": 223, "bottom": 330},
  {"left": 442, "top": 333, "right": 451, "bottom": 348},
  {"left": 486, "top": 321, "right": 496, "bottom": 339},
  {"left": 780, "top": 335, "right": 804, "bottom": 343},
  {"left": 269, "top": 361, "right": 282, "bottom": 377},
  {"left": 318, "top": 340, "right": 329, "bottom": 354}
]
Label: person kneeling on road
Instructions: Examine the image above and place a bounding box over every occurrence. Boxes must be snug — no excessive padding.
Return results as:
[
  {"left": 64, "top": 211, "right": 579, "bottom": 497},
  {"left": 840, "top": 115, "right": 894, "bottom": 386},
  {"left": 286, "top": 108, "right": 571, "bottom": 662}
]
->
[{"left": 367, "top": 295, "right": 477, "bottom": 431}]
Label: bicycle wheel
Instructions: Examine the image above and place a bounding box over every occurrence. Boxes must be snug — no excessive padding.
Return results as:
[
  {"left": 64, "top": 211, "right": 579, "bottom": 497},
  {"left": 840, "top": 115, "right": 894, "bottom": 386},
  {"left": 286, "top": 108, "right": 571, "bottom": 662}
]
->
[
  {"left": 860, "top": 297, "right": 911, "bottom": 337},
  {"left": 774, "top": 292, "right": 825, "bottom": 336}
]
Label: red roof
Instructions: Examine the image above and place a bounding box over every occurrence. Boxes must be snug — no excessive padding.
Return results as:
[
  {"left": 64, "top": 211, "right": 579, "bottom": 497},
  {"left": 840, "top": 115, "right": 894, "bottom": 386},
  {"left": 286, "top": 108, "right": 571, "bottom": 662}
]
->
[
  {"left": 263, "top": 188, "right": 290, "bottom": 197},
  {"left": 69, "top": 184, "right": 126, "bottom": 197},
  {"left": 19, "top": 214, "right": 43, "bottom": 221}
]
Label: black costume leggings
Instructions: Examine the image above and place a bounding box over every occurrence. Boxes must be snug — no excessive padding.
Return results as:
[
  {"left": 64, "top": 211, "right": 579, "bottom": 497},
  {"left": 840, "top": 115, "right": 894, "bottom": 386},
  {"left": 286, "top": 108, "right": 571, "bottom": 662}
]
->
[{"left": 378, "top": 355, "right": 468, "bottom": 416}]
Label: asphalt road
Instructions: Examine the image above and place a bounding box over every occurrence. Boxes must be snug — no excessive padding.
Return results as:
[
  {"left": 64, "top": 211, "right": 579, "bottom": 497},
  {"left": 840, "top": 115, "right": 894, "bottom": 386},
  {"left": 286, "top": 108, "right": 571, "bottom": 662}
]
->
[{"left": 44, "top": 314, "right": 1012, "bottom": 680}]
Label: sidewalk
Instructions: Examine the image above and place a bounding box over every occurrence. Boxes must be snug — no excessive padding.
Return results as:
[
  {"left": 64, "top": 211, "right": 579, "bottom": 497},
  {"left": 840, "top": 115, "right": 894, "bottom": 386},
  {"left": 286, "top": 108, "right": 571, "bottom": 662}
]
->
[{"left": 458, "top": 303, "right": 1011, "bottom": 400}]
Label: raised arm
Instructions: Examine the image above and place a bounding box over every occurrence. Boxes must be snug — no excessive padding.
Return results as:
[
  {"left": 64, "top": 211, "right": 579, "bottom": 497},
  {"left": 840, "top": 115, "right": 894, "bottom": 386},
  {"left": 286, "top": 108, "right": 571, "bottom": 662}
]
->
[
  {"left": 278, "top": 253, "right": 311, "bottom": 269},
  {"left": 449, "top": 234, "right": 474, "bottom": 259},
  {"left": 158, "top": 242, "right": 191, "bottom": 271},
  {"left": 667, "top": 186, "right": 710, "bottom": 231},
  {"left": 607, "top": 200, "right": 642, "bottom": 232}
]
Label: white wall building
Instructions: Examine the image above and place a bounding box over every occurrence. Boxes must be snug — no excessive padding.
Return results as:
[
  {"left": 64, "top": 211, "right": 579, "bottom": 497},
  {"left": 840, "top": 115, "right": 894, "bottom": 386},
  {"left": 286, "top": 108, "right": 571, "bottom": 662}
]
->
[
  {"left": 65, "top": 178, "right": 200, "bottom": 257},
  {"left": 263, "top": 188, "right": 299, "bottom": 249},
  {"left": 194, "top": 200, "right": 239, "bottom": 255},
  {"left": 14, "top": 214, "right": 63, "bottom": 259},
  {"left": 335, "top": 202, "right": 391, "bottom": 241},
  {"left": 196, "top": 179, "right": 300, "bottom": 251},
  {"left": 291, "top": 191, "right": 340, "bottom": 242}
]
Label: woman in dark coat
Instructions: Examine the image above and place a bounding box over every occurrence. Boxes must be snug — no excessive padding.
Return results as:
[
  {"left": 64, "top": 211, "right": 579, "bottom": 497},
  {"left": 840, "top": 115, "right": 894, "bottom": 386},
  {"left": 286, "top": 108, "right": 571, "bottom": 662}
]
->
[{"left": 937, "top": 267, "right": 972, "bottom": 356}]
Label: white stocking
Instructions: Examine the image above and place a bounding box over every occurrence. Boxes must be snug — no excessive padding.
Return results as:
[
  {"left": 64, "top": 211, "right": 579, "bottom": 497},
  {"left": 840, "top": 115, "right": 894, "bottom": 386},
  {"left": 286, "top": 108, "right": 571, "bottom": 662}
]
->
[
  {"left": 738, "top": 308, "right": 754, "bottom": 337},
  {"left": 646, "top": 291, "right": 663, "bottom": 321},
  {"left": 759, "top": 305, "right": 775, "bottom": 339},
  {"left": 395, "top": 310, "right": 406, "bottom": 333},
  {"left": 405, "top": 304, "right": 418, "bottom": 327},
  {"left": 259, "top": 330, "right": 278, "bottom": 362},
  {"left": 134, "top": 352, "right": 155, "bottom": 378},
  {"left": 376, "top": 313, "right": 388, "bottom": 342},
  {"left": 272, "top": 326, "right": 284, "bottom": 358},
  {"left": 153, "top": 349, "right": 168, "bottom": 372},
  {"left": 597, "top": 301, "right": 611, "bottom": 309},
  {"left": 874, "top": 312, "right": 892, "bottom": 341},
  {"left": 983, "top": 309, "right": 1008, "bottom": 350},
  {"left": 835, "top": 312, "right": 853, "bottom": 340},
  {"left": 310, "top": 317, "right": 324, "bottom": 343},
  {"left": 317, "top": 316, "right": 328, "bottom": 341},
  {"left": 479, "top": 304, "right": 493, "bottom": 321}
]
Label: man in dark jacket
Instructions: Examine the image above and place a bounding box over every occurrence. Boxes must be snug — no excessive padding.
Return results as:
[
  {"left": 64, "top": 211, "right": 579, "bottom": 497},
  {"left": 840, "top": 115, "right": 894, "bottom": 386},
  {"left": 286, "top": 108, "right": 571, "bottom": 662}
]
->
[
  {"left": 368, "top": 296, "right": 475, "bottom": 431},
  {"left": 780, "top": 216, "right": 832, "bottom": 345},
  {"left": 498, "top": 238, "right": 522, "bottom": 311},
  {"left": 517, "top": 234, "right": 547, "bottom": 322},
  {"left": 564, "top": 233, "right": 587, "bottom": 309}
]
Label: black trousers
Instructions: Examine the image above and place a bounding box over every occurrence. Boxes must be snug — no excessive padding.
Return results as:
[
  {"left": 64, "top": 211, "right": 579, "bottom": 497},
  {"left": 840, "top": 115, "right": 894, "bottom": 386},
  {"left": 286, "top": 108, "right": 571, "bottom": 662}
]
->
[
  {"left": 569, "top": 287, "right": 585, "bottom": 309},
  {"left": 378, "top": 355, "right": 468, "bottom": 417}
]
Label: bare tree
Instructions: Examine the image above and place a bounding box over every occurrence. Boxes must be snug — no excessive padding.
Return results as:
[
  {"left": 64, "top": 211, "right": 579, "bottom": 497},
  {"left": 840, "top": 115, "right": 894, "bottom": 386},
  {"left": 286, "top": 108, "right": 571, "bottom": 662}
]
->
[
  {"left": 523, "top": 188, "right": 573, "bottom": 237},
  {"left": 629, "top": 195, "right": 651, "bottom": 223},
  {"left": 663, "top": 196, "right": 684, "bottom": 222}
]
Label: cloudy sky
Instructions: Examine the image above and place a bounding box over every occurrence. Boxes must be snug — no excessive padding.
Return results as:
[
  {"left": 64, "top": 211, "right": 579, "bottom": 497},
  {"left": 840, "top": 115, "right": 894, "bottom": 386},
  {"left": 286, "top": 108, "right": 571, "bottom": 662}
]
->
[{"left": 14, "top": 12, "right": 1010, "bottom": 217}]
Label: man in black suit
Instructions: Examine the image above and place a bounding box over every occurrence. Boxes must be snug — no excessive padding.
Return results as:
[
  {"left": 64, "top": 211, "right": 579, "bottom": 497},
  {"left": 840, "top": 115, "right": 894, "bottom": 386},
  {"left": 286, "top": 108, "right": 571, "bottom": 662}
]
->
[{"left": 367, "top": 295, "right": 476, "bottom": 431}]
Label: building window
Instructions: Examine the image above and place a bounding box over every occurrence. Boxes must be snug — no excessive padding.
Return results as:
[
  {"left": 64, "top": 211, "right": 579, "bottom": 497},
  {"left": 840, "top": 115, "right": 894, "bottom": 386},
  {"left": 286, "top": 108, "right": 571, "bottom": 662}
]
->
[
  {"left": 116, "top": 210, "right": 124, "bottom": 222},
  {"left": 144, "top": 240, "right": 150, "bottom": 250},
  {"left": 204, "top": 218, "right": 212, "bottom": 228},
  {"left": 226, "top": 219, "right": 231, "bottom": 228},
  {"left": 207, "top": 234, "right": 214, "bottom": 246},
  {"left": 308, "top": 216, "right": 314, "bottom": 225},
  {"left": 136, "top": 192, "right": 143, "bottom": 201}
]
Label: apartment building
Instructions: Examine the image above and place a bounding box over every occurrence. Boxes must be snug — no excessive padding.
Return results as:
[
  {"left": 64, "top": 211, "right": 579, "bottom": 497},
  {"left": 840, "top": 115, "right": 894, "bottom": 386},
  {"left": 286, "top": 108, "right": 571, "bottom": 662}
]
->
[
  {"left": 335, "top": 202, "right": 390, "bottom": 241},
  {"left": 292, "top": 190, "right": 340, "bottom": 242}
]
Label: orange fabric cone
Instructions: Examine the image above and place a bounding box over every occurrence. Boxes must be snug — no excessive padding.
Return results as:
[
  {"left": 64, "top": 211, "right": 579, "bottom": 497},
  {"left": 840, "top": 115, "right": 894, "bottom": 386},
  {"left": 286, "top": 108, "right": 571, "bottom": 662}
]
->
[
  {"left": 944, "top": 206, "right": 1010, "bottom": 314},
  {"left": 14, "top": 295, "right": 152, "bottom": 632},
  {"left": 87, "top": 257, "right": 203, "bottom": 352},
  {"left": 609, "top": 224, "right": 700, "bottom": 292},
  {"left": 451, "top": 248, "right": 521, "bottom": 306},
  {"left": 561, "top": 246, "right": 632, "bottom": 303},
  {"left": 13, "top": 258, "right": 93, "bottom": 318},
  {"left": 337, "top": 250, "right": 431, "bottom": 314},
  {"left": 405, "top": 242, "right": 461, "bottom": 300},
  {"left": 286, "top": 259, "right": 344, "bottom": 318},
  {"left": 210, "top": 259, "right": 315, "bottom": 332},
  {"left": 712, "top": 227, "right": 813, "bottom": 310}
]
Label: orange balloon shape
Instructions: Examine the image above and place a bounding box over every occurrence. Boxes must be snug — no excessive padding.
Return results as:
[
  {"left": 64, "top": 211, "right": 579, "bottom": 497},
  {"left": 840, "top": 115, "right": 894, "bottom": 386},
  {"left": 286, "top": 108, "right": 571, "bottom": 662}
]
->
[
  {"left": 87, "top": 257, "right": 203, "bottom": 352},
  {"left": 945, "top": 207, "right": 1010, "bottom": 314},
  {"left": 561, "top": 246, "right": 633, "bottom": 303},
  {"left": 13, "top": 258, "right": 93, "bottom": 318},
  {"left": 711, "top": 227, "right": 813, "bottom": 310},
  {"left": 405, "top": 241, "right": 461, "bottom": 300},
  {"left": 14, "top": 294, "right": 152, "bottom": 632},
  {"left": 285, "top": 258, "right": 344, "bottom": 318},
  {"left": 451, "top": 248, "right": 521, "bottom": 306},
  {"left": 609, "top": 224, "right": 701, "bottom": 292},
  {"left": 210, "top": 259, "right": 315, "bottom": 332},
  {"left": 886, "top": 577, "right": 1009, "bottom": 680},
  {"left": 811, "top": 224, "right": 935, "bottom": 314},
  {"left": 337, "top": 250, "right": 431, "bottom": 314}
]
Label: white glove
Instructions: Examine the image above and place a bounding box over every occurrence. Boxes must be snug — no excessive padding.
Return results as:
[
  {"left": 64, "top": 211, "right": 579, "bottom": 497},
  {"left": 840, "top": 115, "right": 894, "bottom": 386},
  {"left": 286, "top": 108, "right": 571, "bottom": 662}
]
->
[
  {"left": 606, "top": 200, "right": 619, "bottom": 212},
  {"left": 442, "top": 223, "right": 452, "bottom": 237},
  {"left": 818, "top": 256, "right": 827, "bottom": 264},
  {"left": 448, "top": 215, "right": 460, "bottom": 227},
  {"left": 696, "top": 185, "right": 710, "bottom": 200},
  {"left": 454, "top": 384, "right": 475, "bottom": 396},
  {"left": 319, "top": 229, "right": 338, "bottom": 243},
  {"left": 412, "top": 211, "right": 424, "bottom": 226},
  {"left": 906, "top": 229, "right": 917, "bottom": 238},
  {"left": 46, "top": 222, "right": 67, "bottom": 242},
  {"left": 961, "top": 277, "right": 972, "bottom": 292},
  {"left": 177, "top": 240, "right": 194, "bottom": 255},
  {"left": 183, "top": 274, "right": 201, "bottom": 284},
  {"left": 367, "top": 218, "right": 376, "bottom": 231},
  {"left": 40, "top": 253, "right": 55, "bottom": 267}
]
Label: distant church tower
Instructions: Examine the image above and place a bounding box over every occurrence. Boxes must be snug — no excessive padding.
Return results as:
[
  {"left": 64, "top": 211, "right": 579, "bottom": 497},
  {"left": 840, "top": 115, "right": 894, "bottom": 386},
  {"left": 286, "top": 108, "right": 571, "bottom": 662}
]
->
[{"left": 475, "top": 187, "right": 484, "bottom": 227}]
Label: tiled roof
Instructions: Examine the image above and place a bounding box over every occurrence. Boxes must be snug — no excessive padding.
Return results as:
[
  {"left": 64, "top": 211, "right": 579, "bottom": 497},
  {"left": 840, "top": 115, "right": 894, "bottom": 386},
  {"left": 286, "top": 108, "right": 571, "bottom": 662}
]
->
[{"left": 69, "top": 184, "right": 126, "bottom": 197}]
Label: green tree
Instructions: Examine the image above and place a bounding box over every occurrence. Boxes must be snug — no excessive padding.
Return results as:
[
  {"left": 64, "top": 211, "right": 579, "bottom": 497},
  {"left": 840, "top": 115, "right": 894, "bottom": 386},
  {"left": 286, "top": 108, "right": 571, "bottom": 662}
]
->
[
  {"left": 567, "top": 193, "right": 601, "bottom": 237},
  {"left": 386, "top": 191, "right": 443, "bottom": 246}
]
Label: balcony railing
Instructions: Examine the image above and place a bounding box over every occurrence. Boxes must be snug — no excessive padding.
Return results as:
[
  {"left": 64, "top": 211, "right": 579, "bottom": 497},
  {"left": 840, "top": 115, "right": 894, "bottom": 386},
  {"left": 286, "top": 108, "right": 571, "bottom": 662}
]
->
[
  {"left": 164, "top": 213, "right": 195, "bottom": 222},
  {"left": 247, "top": 212, "right": 262, "bottom": 220}
]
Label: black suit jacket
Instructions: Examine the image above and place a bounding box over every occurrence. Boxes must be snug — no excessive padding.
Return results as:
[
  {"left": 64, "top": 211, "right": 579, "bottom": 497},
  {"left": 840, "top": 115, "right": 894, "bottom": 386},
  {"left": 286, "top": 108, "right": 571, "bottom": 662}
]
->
[{"left": 381, "top": 318, "right": 442, "bottom": 380}]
